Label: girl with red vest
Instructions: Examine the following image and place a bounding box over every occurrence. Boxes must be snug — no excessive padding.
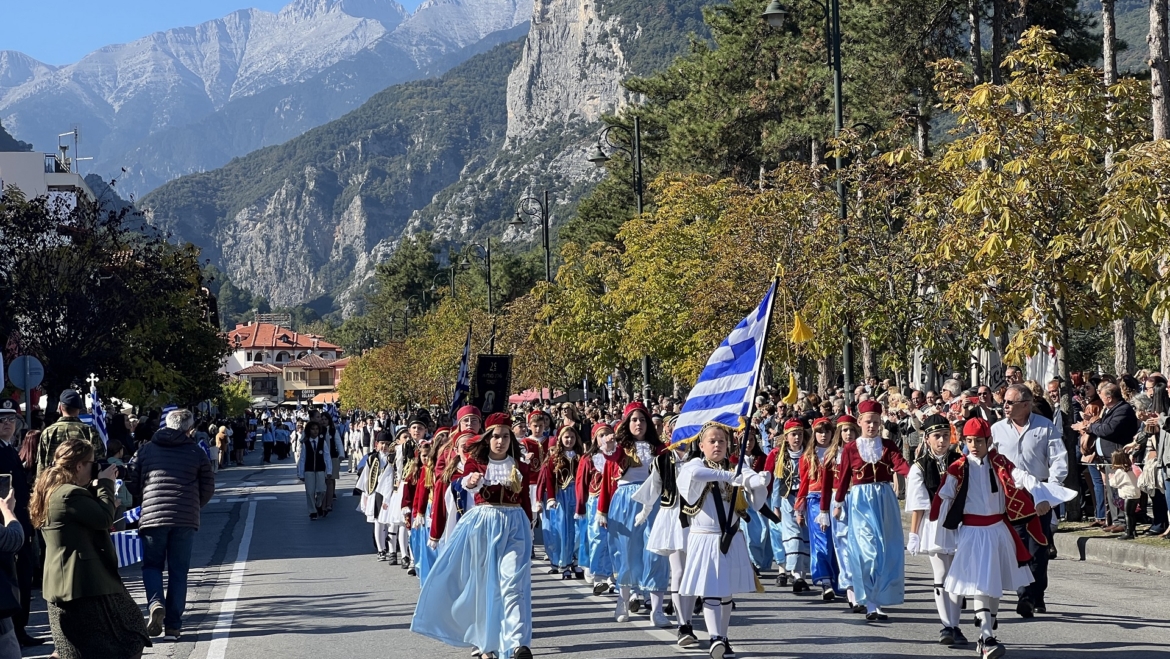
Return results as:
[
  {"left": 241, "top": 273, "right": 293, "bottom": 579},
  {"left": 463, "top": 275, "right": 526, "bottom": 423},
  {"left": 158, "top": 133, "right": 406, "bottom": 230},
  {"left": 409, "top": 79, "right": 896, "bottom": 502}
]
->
[
  {"left": 537, "top": 425, "right": 585, "bottom": 579},
  {"left": 765, "top": 419, "right": 810, "bottom": 592},
  {"left": 411, "top": 413, "right": 537, "bottom": 659},
  {"left": 576, "top": 423, "right": 616, "bottom": 594},
  {"left": 793, "top": 416, "right": 841, "bottom": 600},
  {"left": 597, "top": 402, "right": 671, "bottom": 626}
]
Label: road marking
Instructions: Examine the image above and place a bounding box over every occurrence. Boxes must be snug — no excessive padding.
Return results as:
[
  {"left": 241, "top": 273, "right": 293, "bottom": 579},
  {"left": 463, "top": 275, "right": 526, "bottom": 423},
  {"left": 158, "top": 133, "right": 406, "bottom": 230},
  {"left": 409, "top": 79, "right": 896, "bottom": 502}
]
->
[
  {"left": 207, "top": 496, "right": 277, "bottom": 504},
  {"left": 277, "top": 479, "right": 300, "bottom": 485},
  {"left": 205, "top": 500, "right": 258, "bottom": 659}
]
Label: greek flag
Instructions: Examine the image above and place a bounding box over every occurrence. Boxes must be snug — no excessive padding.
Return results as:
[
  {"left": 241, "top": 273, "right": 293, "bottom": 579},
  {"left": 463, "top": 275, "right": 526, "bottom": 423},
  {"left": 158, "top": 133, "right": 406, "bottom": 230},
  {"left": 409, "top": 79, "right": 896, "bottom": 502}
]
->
[
  {"left": 160, "top": 405, "right": 177, "bottom": 428},
  {"left": 670, "top": 281, "right": 777, "bottom": 446},
  {"left": 112, "top": 530, "right": 143, "bottom": 567},
  {"left": 448, "top": 324, "right": 472, "bottom": 421},
  {"left": 89, "top": 383, "right": 109, "bottom": 447},
  {"left": 123, "top": 505, "right": 142, "bottom": 524}
]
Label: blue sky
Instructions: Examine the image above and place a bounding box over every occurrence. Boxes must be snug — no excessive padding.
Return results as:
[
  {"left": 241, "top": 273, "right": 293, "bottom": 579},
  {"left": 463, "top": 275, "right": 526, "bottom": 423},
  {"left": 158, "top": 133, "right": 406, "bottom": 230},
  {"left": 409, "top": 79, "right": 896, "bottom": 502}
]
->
[{"left": 1, "top": 0, "right": 426, "bottom": 66}]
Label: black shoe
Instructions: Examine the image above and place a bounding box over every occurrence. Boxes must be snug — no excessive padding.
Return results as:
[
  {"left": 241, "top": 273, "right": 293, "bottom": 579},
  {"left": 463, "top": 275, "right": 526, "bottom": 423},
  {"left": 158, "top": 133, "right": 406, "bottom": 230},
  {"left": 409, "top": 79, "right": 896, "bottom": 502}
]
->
[
  {"left": 708, "top": 637, "right": 729, "bottom": 659},
  {"left": 16, "top": 633, "right": 46, "bottom": 648},
  {"left": 386, "top": 554, "right": 399, "bottom": 566},
  {"left": 939, "top": 627, "right": 955, "bottom": 645},
  {"left": 561, "top": 569, "right": 573, "bottom": 580},
  {"left": 592, "top": 582, "right": 610, "bottom": 596},
  {"left": 407, "top": 566, "right": 417, "bottom": 576},
  {"left": 628, "top": 597, "right": 642, "bottom": 614},
  {"left": 663, "top": 600, "right": 674, "bottom": 616},
  {"left": 851, "top": 604, "right": 867, "bottom": 614},
  {"left": 514, "top": 646, "right": 533, "bottom": 659},
  {"left": 821, "top": 586, "right": 835, "bottom": 601},
  {"left": 1147, "top": 524, "right": 1167, "bottom": 535},
  {"left": 875, "top": 610, "right": 889, "bottom": 621},
  {"left": 1034, "top": 600, "right": 1047, "bottom": 614},
  {"left": 978, "top": 636, "right": 1005, "bottom": 659},
  {"left": 1119, "top": 533, "right": 1136, "bottom": 540},
  {"left": 1016, "top": 598, "right": 1034, "bottom": 618},
  {"left": 677, "top": 624, "right": 698, "bottom": 647},
  {"left": 865, "top": 611, "right": 878, "bottom": 622},
  {"left": 776, "top": 572, "right": 790, "bottom": 587},
  {"left": 547, "top": 567, "right": 560, "bottom": 574},
  {"left": 309, "top": 513, "right": 318, "bottom": 520},
  {"left": 951, "top": 626, "right": 969, "bottom": 646},
  {"left": 792, "top": 578, "right": 809, "bottom": 594},
  {"left": 725, "top": 639, "right": 736, "bottom": 657},
  {"left": 377, "top": 551, "right": 387, "bottom": 561},
  {"left": 694, "top": 598, "right": 704, "bottom": 615},
  {"left": 573, "top": 569, "right": 585, "bottom": 580}
]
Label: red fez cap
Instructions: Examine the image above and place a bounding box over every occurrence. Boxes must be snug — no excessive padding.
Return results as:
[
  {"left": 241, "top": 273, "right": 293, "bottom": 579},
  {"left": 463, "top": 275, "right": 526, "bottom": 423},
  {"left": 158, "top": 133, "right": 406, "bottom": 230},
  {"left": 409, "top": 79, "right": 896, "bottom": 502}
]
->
[
  {"left": 836, "top": 414, "right": 858, "bottom": 426},
  {"left": 812, "top": 417, "right": 833, "bottom": 429},
  {"left": 783, "top": 418, "right": 805, "bottom": 433},
  {"left": 434, "top": 427, "right": 451, "bottom": 437},
  {"left": 526, "top": 409, "right": 548, "bottom": 424},
  {"left": 456, "top": 405, "right": 482, "bottom": 421},
  {"left": 962, "top": 417, "right": 991, "bottom": 439},
  {"left": 857, "top": 400, "right": 883, "bottom": 416},
  {"left": 591, "top": 422, "right": 613, "bottom": 439},
  {"left": 623, "top": 401, "right": 649, "bottom": 420},
  {"left": 451, "top": 429, "right": 475, "bottom": 447},
  {"left": 484, "top": 412, "right": 512, "bottom": 431}
]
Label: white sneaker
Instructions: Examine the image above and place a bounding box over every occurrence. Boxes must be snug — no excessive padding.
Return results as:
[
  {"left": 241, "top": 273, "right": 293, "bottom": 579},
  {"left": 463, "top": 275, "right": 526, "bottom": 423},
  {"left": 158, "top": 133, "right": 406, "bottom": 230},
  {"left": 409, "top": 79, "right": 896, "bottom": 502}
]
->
[
  {"left": 615, "top": 597, "right": 629, "bottom": 623},
  {"left": 651, "top": 607, "right": 671, "bottom": 627}
]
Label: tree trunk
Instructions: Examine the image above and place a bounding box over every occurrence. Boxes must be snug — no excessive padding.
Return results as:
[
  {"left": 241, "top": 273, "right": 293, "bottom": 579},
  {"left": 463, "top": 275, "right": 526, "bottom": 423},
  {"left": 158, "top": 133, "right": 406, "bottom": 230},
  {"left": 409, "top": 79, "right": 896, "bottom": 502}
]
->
[
  {"left": 1114, "top": 319, "right": 1136, "bottom": 375},
  {"left": 1152, "top": 0, "right": 1170, "bottom": 140},
  {"left": 817, "top": 356, "right": 836, "bottom": 398},
  {"left": 810, "top": 138, "right": 824, "bottom": 167},
  {"left": 861, "top": 337, "right": 877, "bottom": 381},
  {"left": 916, "top": 100, "right": 931, "bottom": 159},
  {"left": 992, "top": 0, "right": 1005, "bottom": 84},
  {"left": 969, "top": 0, "right": 985, "bottom": 85},
  {"left": 1104, "top": 0, "right": 1118, "bottom": 87},
  {"left": 1161, "top": 319, "right": 1170, "bottom": 374}
]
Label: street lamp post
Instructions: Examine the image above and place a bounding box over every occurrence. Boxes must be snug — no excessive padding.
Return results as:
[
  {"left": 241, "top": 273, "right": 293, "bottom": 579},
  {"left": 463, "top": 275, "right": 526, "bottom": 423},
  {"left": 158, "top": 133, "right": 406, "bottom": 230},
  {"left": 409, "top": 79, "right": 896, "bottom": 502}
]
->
[
  {"left": 590, "top": 117, "right": 651, "bottom": 401},
  {"left": 429, "top": 271, "right": 453, "bottom": 306},
  {"left": 513, "top": 190, "right": 553, "bottom": 289},
  {"left": 762, "top": 0, "right": 853, "bottom": 405},
  {"left": 461, "top": 242, "right": 494, "bottom": 352}
]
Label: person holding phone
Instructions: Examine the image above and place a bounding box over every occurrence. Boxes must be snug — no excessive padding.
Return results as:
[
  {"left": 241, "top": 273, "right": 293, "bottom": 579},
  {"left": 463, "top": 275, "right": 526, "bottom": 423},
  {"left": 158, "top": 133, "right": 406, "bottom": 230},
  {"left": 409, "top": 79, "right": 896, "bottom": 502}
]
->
[
  {"left": 0, "top": 479, "right": 26, "bottom": 659},
  {"left": 31, "top": 438, "right": 150, "bottom": 659}
]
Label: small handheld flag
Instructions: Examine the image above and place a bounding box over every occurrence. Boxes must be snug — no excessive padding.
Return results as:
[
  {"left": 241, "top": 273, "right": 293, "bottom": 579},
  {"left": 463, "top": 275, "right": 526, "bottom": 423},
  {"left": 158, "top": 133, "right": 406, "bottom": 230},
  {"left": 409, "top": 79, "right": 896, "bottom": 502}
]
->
[{"left": 449, "top": 324, "right": 472, "bottom": 421}]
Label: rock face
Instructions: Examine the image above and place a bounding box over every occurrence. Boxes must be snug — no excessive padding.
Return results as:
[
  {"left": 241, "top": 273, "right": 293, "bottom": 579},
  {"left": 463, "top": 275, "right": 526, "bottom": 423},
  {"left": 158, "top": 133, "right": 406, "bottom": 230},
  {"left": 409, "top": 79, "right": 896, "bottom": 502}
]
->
[
  {"left": 0, "top": 0, "right": 532, "bottom": 197},
  {"left": 140, "top": 0, "right": 710, "bottom": 314},
  {"left": 505, "top": 0, "right": 630, "bottom": 143}
]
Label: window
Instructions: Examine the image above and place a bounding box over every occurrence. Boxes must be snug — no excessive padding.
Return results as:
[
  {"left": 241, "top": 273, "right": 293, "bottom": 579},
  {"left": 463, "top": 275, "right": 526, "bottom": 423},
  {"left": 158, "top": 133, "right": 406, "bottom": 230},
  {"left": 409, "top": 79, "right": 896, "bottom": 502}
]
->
[
  {"left": 246, "top": 352, "right": 252, "bottom": 362},
  {"left": 251, "top": 378, "right": 277, "bottom": 396},
  {"left": 276, "top": 351, "right": 289, "bottom": 363}
]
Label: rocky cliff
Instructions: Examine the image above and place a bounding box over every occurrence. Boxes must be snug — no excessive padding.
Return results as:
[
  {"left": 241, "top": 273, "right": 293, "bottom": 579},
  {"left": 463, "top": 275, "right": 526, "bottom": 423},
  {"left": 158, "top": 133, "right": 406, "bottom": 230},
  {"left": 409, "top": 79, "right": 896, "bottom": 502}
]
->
[{"left": 141, "top": 0, "right": 712, "bottom": 315}]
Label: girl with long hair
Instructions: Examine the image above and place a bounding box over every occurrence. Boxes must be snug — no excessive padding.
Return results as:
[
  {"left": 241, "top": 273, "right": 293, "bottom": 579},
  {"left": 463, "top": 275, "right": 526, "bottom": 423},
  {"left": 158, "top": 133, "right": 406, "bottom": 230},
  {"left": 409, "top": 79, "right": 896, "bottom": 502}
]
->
[
  {"left": 33, "top": 439, "right": 150, "bottom": 659},
  {"left": 537, "top": 426, "right": 585, "bottom": 579},
  {"left": 738, "top": 425, "right": 772, "bottom": 574},
  {"left": 597, "top": 402, "right": 671, "bottom": 626},
  {"left": 765, "top": 419, "right": 811, "bottom": 593},
  {"left": 405, "top": 434, "right": 440, "bottom": 580},
  {"left": 576, "top": 423, "right": 617, "bottom": 595},
  {"left": 794, "top": 416, "right": 842, "bottom": 601},
  {"left": 821, "top": 414, "right": 865, "bottom": 613},
  {"left": 411, "top": 413, "right": 535, "bottom": 659}
]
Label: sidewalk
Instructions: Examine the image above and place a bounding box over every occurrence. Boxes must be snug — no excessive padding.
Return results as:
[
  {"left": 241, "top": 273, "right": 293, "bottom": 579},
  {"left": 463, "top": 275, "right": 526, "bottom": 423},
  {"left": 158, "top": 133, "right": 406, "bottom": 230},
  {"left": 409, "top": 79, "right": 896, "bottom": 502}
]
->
[{"left": 1053, "top": 521, "right": 1170, "bottom": 574}]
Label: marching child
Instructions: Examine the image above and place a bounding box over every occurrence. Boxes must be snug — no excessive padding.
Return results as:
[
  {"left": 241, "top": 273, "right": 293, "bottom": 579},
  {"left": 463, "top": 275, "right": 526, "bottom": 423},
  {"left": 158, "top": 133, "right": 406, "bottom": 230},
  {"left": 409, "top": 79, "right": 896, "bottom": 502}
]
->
[
  {"left": 677, "top": 423, "right": 767, "bottom": 659},
  {"left": 538, "top": 426, "right": 585, "bottom": 579},
  {"left": 794, "top": 416, "right": 840, "bottom": 601},
  {"left": 932, "top": 417, "right": 1042, "bottom": 659},
  {"left": 577, "top": 423, "right": 617, "bottom": 595},
  {"left": 411, "top": 413, "right": 537, "bottom": 659},
  {"left": 905, "top": 414, "right": 965, "bottom": 645},
  {"left": 766, "top": 419, "right": 811, "bottom": 593}
]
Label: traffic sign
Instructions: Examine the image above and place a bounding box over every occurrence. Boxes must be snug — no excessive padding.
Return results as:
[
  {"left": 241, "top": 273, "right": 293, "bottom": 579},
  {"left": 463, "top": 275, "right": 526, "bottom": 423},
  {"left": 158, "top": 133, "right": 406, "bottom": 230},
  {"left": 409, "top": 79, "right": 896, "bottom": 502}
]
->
[{"left": 7, "top": 356, "right": 44, "bottom": 391}]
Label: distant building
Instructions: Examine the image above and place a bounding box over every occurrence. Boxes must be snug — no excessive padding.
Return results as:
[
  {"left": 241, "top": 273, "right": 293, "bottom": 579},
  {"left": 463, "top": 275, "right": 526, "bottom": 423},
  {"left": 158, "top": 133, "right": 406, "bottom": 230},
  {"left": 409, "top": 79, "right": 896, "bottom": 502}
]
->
[
  {"left": 224, "top": 322, "right": 344, "bottom": 405},
  {"left": 0, "top": 151, "right": 94, "bottom": 212}
]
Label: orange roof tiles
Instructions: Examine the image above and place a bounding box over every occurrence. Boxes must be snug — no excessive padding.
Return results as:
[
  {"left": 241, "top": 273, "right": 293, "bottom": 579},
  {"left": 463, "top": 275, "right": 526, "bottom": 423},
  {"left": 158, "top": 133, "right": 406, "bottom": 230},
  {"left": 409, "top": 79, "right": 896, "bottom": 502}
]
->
[
  {"left": 227, "top": 323, "right": 342, "bottom": 352},
  {"left": 285, "top": 354, "right": 337, "bottom": 369},
  {"left": 234, "top": 364, "right": 283, "bottom": 375}
]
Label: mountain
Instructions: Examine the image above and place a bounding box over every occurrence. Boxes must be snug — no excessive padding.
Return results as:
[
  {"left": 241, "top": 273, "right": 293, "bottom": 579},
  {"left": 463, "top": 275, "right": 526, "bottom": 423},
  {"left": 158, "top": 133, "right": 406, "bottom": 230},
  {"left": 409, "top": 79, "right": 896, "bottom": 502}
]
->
[
  {"left": 141, "top": 0, "right": 713, "bottom": 313},
  {"left": 0, "top": 0, "right": 533, "bottom": 197},
  {"left": 0, "top": 120, "right": 31, "bottom": 152}
]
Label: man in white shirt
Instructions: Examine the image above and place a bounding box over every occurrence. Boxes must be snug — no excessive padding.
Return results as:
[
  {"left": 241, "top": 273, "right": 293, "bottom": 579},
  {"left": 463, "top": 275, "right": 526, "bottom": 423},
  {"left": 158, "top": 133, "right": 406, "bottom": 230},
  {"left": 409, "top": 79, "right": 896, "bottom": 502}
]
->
[{"left": 989, "top": 384, "right": 1068, "bottom": 618}]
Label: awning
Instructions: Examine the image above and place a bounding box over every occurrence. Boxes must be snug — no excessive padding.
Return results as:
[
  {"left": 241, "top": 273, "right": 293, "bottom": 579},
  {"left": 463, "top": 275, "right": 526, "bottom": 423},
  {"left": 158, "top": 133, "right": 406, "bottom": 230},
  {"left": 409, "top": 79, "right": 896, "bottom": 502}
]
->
[
  {"left": 312, "top": 392, "right": 339, "bottom": 405},
  {"left": 508, "top": 388, "right": 562, "bottom": 404}
]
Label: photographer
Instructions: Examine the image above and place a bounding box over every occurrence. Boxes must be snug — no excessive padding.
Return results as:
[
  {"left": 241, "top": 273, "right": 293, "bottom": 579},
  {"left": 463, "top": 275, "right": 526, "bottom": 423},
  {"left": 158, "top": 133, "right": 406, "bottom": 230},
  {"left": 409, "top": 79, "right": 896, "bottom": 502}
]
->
[{"left": 30, "top": 438, "right": 150, "bottom": 659}]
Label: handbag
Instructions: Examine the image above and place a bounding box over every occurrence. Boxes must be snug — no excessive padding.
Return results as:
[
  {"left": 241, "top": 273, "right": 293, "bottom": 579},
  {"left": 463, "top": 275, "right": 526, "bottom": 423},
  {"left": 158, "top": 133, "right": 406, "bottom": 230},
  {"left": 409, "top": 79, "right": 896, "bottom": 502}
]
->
[{"left": 1137, "top": 463, "right": 1158, "bottom": 495}]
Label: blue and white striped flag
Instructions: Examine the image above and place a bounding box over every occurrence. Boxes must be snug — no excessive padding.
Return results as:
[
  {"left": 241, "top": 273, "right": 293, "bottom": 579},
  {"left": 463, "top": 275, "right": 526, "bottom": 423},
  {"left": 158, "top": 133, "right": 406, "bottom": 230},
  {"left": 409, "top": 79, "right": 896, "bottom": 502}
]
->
[
  {"left": 160, "top": 405, "right": 177, "bottom": 428},
  {"left": 112, "top": 530, "right": 143, "bottom": 567},
  {"left": 670, "top": 281, "right": 777, "bottom": 446},
  {"left": 89, "top": 383, "right": 109, "bottom": 447},
  {"left": 448, "top": 324, "right": 472, "bottom": 421},
  {"left": 123, "top": 505, "right": 142, "bottom": 524}
]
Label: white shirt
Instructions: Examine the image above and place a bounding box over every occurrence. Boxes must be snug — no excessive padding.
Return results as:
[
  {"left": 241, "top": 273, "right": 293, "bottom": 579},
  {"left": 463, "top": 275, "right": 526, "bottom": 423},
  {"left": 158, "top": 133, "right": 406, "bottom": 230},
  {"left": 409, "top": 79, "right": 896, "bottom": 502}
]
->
[
  {"left": 990, "top": 414, "right": 1068, "bottom": 484},
  {"left": 856, "top": 435, "right": 883, "bottom": 464}
]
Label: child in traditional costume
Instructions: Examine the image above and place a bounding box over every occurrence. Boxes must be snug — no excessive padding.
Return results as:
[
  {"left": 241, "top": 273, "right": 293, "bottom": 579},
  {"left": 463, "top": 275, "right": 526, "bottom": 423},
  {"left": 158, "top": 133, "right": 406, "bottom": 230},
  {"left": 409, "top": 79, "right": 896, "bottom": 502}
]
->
[
  {"left": 820, "top": 401, "right": 910, "bottom": 621},
  {"left": 677, "top": 423, "right": 767, "bottom": 659},
  {"left": 905, "top": 414, "right": 965, "bottom": 645},
  {"left": 357, "top": 431, "right": 396, "bottom": 560},
  {"left": 537, "top": 425, "right": 585, "bottom": 579},
  {"left": 407, "top": 430, "right": 444, "bottom": 581},
  {"left": 738, "top": 427, "right": 773, "bottom": 574},
  {"left": 931, "top": 417, "right": 1045, "bottom": 659},
  {"left": 411, "top": 413, "right": 537, "bottom": 659},
  {"left": 765, "top": 419, "right": 811, "bottom": 593},
  {"left": 597, "top": 402, "right": 671, "bottom": 624},
  {"left": 794, "top": 416, "right": 840, "bottom": 601},
  {"left": 577, "top": 423, "right": 617, "bottom": 595}
]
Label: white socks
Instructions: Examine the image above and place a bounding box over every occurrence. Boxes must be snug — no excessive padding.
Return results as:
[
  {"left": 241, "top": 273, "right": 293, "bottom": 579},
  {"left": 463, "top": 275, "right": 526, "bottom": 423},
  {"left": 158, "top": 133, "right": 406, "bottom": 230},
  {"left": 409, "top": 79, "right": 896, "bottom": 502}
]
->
[
  {"left": 929, "top": 554, "right": 961, "bottom": 628},
  {"left": 974, "top": 595, "right": 999, "bottom": 639},
  {"left": 373, "top": 523, "right": 389, "bottom": 553}
]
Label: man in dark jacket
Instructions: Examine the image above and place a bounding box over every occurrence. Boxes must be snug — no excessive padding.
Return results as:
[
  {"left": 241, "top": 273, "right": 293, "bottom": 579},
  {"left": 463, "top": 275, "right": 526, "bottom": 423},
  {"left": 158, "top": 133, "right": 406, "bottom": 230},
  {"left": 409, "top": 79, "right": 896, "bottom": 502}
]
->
[
  {"left": 1074, "top": 381, "right": 1139, "bottom": 532},
  {"left": 129, "top": 409, "right": 215, "bottom": 640}
]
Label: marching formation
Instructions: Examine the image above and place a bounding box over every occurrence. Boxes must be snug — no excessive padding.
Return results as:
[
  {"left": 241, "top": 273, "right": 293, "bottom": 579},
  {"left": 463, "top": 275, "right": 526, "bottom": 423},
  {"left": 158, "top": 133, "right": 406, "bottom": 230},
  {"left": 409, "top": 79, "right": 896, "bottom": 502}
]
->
[{"left": 346, "top": 391, "right": 1073, "bottom": 659}]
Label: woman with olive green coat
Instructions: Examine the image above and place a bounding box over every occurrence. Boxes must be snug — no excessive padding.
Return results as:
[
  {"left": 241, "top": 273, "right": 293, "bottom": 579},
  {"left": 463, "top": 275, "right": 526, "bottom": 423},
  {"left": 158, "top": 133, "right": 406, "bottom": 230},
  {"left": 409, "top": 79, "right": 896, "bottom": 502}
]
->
[{"left": 34, "top": 438, "right": 149, "bottom": 659}]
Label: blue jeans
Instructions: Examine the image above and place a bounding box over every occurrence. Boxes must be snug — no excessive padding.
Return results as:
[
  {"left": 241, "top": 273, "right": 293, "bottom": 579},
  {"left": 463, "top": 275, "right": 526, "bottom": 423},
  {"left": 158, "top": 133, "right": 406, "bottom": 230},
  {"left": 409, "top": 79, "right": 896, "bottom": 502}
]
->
[
  {"left": 1089, "top": 465, "right": 1108, "bottom": 521},
  {"left": 140, "top": 526, "right": 196, "bottom": 631}
]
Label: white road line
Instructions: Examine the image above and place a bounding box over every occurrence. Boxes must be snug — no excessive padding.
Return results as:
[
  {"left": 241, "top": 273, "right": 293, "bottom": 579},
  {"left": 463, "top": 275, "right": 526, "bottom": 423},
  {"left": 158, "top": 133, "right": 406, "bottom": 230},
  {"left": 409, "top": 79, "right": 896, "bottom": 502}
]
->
[
  {"left": 276, "top": 480, "right": 300, "bottom": 485},
  {"left": 207, "top": 496, "right": 277, "bottom": 504},
  {"left": 205, "top": 500, "right": 258, "bottom": 659}
]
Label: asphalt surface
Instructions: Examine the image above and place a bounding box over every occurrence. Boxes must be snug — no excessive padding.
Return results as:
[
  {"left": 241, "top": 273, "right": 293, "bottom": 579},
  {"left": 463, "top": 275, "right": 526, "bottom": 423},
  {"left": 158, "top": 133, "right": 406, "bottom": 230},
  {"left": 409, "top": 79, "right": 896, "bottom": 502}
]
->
[{"left": 20, "top": 451, "right": 1170, "bottom": 658}]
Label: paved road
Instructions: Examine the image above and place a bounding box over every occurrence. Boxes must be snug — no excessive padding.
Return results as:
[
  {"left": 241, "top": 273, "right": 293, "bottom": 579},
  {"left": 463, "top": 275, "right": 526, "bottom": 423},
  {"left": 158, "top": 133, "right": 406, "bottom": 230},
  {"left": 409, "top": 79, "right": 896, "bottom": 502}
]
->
[{"left": 20, "top": 452, "right": 1170, "bottom": 658}]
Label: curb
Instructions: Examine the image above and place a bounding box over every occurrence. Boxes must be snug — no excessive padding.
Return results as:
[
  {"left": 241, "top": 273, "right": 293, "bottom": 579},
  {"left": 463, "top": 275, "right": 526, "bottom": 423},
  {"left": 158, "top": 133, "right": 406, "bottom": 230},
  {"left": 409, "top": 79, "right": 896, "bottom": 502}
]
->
[{"left": 1052, "top": 531, "right": 1170, "bottom": 574}]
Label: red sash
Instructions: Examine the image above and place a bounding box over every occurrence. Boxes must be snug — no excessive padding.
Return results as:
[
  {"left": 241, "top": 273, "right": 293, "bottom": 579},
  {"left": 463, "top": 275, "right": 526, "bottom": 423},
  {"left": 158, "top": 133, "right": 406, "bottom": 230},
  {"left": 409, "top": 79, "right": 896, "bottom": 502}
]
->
[{"left": 962, "top": 513, "right": 1032, "bottom": 564}]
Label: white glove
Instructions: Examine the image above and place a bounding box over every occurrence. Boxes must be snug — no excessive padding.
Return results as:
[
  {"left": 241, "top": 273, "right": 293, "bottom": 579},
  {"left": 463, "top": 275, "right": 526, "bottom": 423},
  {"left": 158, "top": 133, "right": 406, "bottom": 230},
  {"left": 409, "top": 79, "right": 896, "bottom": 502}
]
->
[
  {"left": 427, "top": 538, "right": 438, "bottom": 551},
  {"left": 907, "top": 532, "right": 921, "bottom": 555},
  {"left": 533, "top": 501, "right": 543, "bottom": 514},
  {"left": 574, "top": 513, "right": 584, "bottom": 521},
  {"left": 597, "top": 512, "right": 608, "bottom": 528},
  {"left": 401, "top": 507, "right": 412, "bottom": 518},
  {"left": 814, "top": 512, "right": 831, "bottom": 530},
  {"left": 412, "top": 515, "right": 424, "bottom": 530},
  {"left": 547, "top": 499, "right": 559, "bottom": 510},
  {"left": 832, "top": 505, "right": 845, "bottom": 522},
  {"left": 634, "top": 509, "right": 649, "bottom": 527}
]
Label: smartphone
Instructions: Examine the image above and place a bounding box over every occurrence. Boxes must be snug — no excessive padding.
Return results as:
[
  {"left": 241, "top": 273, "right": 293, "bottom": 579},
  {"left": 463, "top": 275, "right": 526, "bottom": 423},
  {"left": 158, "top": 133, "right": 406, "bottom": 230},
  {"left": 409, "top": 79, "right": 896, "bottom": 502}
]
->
[{"left": 0, "top": 474, "right": 11, "bottom": 499}]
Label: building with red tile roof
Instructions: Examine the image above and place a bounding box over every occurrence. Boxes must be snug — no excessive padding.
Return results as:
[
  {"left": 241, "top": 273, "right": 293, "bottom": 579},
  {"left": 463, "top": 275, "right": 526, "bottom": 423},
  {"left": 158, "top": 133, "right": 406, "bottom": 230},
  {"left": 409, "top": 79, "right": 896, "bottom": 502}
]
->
[{"left": 222, "top": 322, "right": 345, "bottom": 405}]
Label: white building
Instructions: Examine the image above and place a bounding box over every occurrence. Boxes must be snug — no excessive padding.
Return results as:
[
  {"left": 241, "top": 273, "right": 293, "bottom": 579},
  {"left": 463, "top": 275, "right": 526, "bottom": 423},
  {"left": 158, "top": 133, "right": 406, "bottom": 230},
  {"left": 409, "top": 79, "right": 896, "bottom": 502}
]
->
[
  {"left": 222, "top": 322, "right": 345, "bottom": 404},
  {"left": 0, "top": 151, "right": 94, "bottom": 211}
]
